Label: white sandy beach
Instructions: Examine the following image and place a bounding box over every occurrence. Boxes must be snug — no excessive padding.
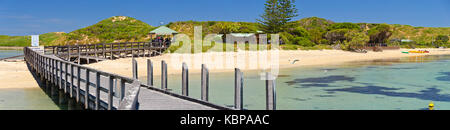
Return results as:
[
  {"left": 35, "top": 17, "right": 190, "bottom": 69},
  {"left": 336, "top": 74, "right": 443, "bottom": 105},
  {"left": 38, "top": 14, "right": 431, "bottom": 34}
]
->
[
  {"left": 0, "top": 61, "right": 40, "bottom": 89},
  {"left": 86, "top": 48, "right": 450, "bottom": 78},
  {"left": 0, "top": 48, "right": 449, "bottom": 89}
]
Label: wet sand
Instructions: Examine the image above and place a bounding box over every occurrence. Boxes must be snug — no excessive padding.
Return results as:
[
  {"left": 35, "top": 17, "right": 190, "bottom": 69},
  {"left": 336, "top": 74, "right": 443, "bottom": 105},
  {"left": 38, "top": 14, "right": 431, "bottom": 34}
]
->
[{"left": 0, "top": 61, "right": 39, "bottom": 89}]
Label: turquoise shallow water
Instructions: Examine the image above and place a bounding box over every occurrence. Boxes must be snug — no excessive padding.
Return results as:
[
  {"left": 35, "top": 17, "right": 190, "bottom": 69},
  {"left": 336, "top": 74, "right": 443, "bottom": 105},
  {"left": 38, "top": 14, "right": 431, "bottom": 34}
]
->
[
  {"left": 0, "top": 88, "right": 60, "bottom": 110},
  {"left": 141, "top": 55, "right": 450, "bottom": 110},
  {"left": 0, "top": 49, "right": 23, "bottom": 59}
]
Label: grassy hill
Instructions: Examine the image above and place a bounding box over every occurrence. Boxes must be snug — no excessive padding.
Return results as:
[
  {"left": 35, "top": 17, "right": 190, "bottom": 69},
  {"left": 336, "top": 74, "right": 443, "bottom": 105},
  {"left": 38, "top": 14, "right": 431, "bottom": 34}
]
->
[
  {"left": 0, "top": 16, "right": 448, "bottom": 49},
  {"left": 0, "top": 32, "right": 65, "bottom": 47},
  {"left": 167, "top": 21, "right": 260, "bottom": 38},
  {"left": 62, "top": 16, "right": 154, "bottom": 45},
  {"left": 0, "top": 16, "right": 154, "bottom": 47}
]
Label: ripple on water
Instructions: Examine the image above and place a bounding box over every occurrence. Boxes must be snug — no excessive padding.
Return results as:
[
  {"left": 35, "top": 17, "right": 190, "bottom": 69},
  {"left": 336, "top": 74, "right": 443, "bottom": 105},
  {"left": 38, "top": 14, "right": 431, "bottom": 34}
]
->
[
  {"left": 285, "top": 75, "right": 355, "bottom": 86},
  {"left": 325, "top": 85, "right": 450, "bottom": 102},
  {"left": 436, "top": 72, "right": 450, "bottom": 82}
]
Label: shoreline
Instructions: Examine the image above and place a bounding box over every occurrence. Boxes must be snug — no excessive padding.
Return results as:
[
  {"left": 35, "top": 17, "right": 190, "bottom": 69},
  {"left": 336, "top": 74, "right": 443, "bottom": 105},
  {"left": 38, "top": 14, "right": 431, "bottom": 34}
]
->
[
  {"left": 0, "top": 46, "right": 24, "bottom": 50},
  {"left": 86, "top": 48, "right": 450, "bottom": 77},
  {"left": 0, "top": 48, "right": 449, "bottom": 89}
]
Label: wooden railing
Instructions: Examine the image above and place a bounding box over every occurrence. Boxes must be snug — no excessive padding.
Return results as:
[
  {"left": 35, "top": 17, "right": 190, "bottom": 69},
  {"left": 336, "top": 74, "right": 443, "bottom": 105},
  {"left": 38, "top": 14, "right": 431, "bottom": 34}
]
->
[
  {"left": 44, "top": 42, "right": 170, "bottom": 64},
  {"left": 24, "top": 47, "right": 141, "bottom": 110}
]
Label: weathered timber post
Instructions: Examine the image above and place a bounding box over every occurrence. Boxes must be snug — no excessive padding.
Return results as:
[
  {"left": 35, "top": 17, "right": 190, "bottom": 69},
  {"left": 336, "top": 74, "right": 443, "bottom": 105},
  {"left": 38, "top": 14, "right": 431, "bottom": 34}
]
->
[
  {"left": 118, "top": 43, "right": 121, "bottom": 58},
  {"left": 68, "top": 46, "right": 71, "bottom": 61},
  {"left": 131, "top": 42, "right": 134, "bottom": 58},
  {"left": 64, "top": 62, "right": 68, "bottom": 93},
  {"left": 161, "top": 60, "right": 167, "bottom": 90},
  {"left": 234, "top": 68, "right": 244, "bottom": 110},
  {"left": 103, "top": 43, "right": 106, "bottom": 58},
  {"left": 95, "top": 72, "right": 101, "bottom": 110},
  {"left": 265, "top": 72, "right": 276, "bottom": 110},
  {"left": 95, "top": 44, "right": 98, "bottom": 62},
  {"left": 108, "top": 76, "right": 114, "bottom": 110},
  {"left": 147, "top": 59, "right": 153, "bottom": 87},
  {"left": 110, "top": 44, "right": 113, "bottom": 60},
  {"left": 78, "top": 46, "right": 81, "bottom": 64},
  {"left": 201, "top": 64, "right": 209, "bottom": 101},
  {"left": 70, "top": 64, "right": 74, "bottom": 98},
  {"left": 52, "top": 59, "right": 55, "bottom": 85},
  {"left": 59, "top": 61, "right": 63, "bottom": 89},
  {"left": 132, "top": 58, "right": 138, "bottom": 79},
  {"left": 77, "top": 66, "right": 81, "bottom": 102},
  {"left": 182, "top": 62, "right": 189, "bottom": 96},
  {"left": 119, "top": 79, "right": 125, "bottom": 104},
  {"left": 84, "top": 69, "right": 90, "bottom": 109},
  {"left": 54, "top": 60, "right": 57, "bottom": 85},
  {"left": 87, "top": 45, "right": 90, "bottom": 64}
]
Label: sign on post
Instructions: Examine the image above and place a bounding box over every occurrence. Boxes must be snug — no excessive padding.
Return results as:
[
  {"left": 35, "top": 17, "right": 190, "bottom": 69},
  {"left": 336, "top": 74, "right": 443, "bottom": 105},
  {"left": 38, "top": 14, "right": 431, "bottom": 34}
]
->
[{"left": 31, "top": 35, "right": 39, "bottom": 47}]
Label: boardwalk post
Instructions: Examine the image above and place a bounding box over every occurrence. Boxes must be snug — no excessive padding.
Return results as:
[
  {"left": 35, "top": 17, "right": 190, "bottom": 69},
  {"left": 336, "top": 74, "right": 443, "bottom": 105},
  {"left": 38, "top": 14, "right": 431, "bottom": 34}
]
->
[
  {"left": 95, "top": 44, "right": 98, "bottom": 62},
  {"left": 118, "top": 43, "right": 121, "bottom": 58},
  {"left": 51, "top": 59, "right": 55, "bottom": 85},
  {"left": 78, "top": 46, "right": 81, "bottom": 64},
  {"left": 182, "top": 62, "right": 189, "bottom": 96},
  {"left": 68, "top": 46, "right": 71, "bottom": 61},
  {"left": 132, "top": 58, "right": 138, "bottom": 79},
  {"left": 87, "top": 45, "right": 90, "bottom": 64},
  {"left": 70, "top": 64, "right": 74, "bottom": 98},
  {"left": 201, "top": 64, "right": 209, "bottom": 101},
  {"left": 53, "top": 59, "right": 56, "bottom": 85},
  {"left": 265, "top": 72, "right": 276, "bottom": 110},
  {"left": 110, "top": 44, "right": 113, "bottom": 60},
  {"left": 119, "top": 79, "right": 125, "bottom": 104},
  {"left": 234, "top": 68, "right": 243, "bottom": 110},
  {"left": 65, "top": 62, "right": 69, "bottom": 93},
  {"left": 131, "top": 42, "right": 134, "bottom": 58},
  {"left": 95, "top": 72, "right": 101, "bottom": 110},
  {"left": 44, "top": 58, "right": 47, "bottom": 81},
  {"left": 108, "top": 76, "right": 114, "bottom": 110},
  {"left": 84, "top": 69, "right": 90, "bottom": 109},
  {"left": 161, "top": 60, "right": 167, "bottom": 90},
  {"left": 59, "top": 61, "right": 62, "bottom": 89},
  {"left": 103, "top": 43, "right": 106, "bottom": 58},
  {"left": 147, "top": 59, "right": 153, "bottom": 87},
  {"left": 77, "top": 66, "right": 81, "bottom": 102}
]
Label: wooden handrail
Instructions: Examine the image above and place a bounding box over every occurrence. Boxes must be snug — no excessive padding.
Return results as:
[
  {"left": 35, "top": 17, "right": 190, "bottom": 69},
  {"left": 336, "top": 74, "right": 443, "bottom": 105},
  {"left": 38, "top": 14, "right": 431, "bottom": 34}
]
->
[{"left": 24, "top": 47, "right": 140, "bottom": 110}]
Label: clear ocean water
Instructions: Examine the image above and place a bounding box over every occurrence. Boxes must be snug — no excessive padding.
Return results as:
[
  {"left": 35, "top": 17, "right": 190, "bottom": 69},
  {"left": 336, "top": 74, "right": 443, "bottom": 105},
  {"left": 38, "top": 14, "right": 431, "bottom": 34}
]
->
[
  {"left": 141, "top": 55, "right": 450, "bottom": 110},
  {"left": 0, "top": 49, "right": 23, "bottom": 59},
  {"left": 1, "top": 49, "right": 449, "bottom": 110}
]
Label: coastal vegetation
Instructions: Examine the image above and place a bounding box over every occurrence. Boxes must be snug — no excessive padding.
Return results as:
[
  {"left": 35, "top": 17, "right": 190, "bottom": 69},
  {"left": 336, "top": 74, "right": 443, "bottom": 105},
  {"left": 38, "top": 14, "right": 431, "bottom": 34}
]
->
[{"left": 0, "top": 1, "right": 448, "bottom": 51}]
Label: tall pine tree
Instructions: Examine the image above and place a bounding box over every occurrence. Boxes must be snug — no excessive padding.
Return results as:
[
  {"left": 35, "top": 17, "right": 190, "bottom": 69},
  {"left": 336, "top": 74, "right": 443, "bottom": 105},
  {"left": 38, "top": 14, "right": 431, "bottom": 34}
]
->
[{"left": 258, "top": 0, "right": 298, "bottom": 33}]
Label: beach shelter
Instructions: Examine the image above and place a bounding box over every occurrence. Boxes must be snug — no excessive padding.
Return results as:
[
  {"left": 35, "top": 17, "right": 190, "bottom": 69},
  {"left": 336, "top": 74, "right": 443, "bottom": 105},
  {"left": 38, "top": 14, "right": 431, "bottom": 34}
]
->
[{"left": 149, "top": 26, "right": 178, "bottom": 40}]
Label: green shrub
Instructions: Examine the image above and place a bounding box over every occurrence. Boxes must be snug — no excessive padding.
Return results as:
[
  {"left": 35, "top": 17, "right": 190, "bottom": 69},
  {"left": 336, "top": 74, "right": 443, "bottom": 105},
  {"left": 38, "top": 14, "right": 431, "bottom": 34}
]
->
[
  {"left": 319, "top": 39, "right": 329, "bottom": 45},
  {"left": 281, "top": 44, "right": 300, "bottom": 50},
  {"left": 280, "top": 32, "right": 294, "bottom": 44},
  {"left": 289, "top": 26, "right": 311, "bottom": 38},
  {"left": 342, "top": 31, "right": 369, "bottom": 51},
  {"left": 293, "top": 37, "right": 315, "bottom": 47}
]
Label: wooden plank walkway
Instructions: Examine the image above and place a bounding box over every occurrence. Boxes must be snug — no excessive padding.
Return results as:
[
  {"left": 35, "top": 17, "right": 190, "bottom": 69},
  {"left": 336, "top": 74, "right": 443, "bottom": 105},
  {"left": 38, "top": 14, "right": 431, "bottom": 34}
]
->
[
  {"left": 26, "top": 42, "right": 278, "bottom": 110},
  {"left": 138, "top": 88, "right": 218, "bottom": 110}
]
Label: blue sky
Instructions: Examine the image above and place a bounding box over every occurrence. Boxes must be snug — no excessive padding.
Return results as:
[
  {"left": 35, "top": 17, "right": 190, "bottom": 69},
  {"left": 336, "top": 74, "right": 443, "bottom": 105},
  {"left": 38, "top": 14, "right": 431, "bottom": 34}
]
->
[{"left": 0, "top": 0, "right": 449, "bottom": 36}]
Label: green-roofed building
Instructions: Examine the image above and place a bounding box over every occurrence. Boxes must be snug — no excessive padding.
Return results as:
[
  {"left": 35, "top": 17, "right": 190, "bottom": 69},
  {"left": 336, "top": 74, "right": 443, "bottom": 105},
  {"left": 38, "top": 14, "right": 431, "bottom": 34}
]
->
[{"left": 149, "top": 26, "right": 178, "bottom": 39}]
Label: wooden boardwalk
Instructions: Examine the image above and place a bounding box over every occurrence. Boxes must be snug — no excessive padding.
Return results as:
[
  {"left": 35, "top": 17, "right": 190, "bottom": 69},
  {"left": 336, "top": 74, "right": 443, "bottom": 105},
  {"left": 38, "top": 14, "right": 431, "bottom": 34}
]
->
[
  {"left": 25, "top": 42, "right": 277, "bottom": 110},
  {"left": 24, "top": 46, "right": 233, "bottom": 110}
]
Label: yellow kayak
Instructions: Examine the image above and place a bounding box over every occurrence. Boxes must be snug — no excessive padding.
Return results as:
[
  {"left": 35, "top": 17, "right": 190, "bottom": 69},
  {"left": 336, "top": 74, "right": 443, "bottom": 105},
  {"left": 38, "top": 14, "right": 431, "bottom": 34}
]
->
[{"left": 408, "top": 50, "right": 429, "bottom": 53}]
